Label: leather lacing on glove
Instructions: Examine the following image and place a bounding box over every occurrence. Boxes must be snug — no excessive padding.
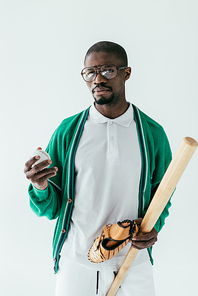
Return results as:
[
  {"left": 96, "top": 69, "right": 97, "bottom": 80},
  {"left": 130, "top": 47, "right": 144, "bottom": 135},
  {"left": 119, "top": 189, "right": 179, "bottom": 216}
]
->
[{"left": 88, "top": 219, "right": 139, "bottom": 263}]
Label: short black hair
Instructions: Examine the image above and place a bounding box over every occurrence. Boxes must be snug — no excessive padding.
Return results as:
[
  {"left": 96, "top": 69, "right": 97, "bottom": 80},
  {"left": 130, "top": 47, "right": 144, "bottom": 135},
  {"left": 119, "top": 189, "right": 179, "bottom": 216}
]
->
[{"left": 84, "top": 41, "right": 128, "bottom": 66}]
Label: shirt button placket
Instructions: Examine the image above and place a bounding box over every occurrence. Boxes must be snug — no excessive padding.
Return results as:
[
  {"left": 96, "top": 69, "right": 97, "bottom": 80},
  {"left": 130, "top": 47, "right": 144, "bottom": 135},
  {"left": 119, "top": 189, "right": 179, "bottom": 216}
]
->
[{"left": 108, "top": 120, "right": 116, "bottom": 157}]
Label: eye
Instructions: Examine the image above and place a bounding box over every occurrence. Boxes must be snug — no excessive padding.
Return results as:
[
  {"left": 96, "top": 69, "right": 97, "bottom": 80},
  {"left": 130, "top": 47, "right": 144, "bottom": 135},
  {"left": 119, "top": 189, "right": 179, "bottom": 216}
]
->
[
  {"left": 101, "top": 67, "right": 116, "bottom": 75},
  {"left": 86, "top": 72, "right": 95, "bottom": 79},
  {"left": 87, "top": 70, "right": 95, "bottom": 76},
  {"left": 84, "top": 68, "right": 95, "bottom": 77},
  {"left": 104, "top": 69, "right": 114, "bottom": 74}
]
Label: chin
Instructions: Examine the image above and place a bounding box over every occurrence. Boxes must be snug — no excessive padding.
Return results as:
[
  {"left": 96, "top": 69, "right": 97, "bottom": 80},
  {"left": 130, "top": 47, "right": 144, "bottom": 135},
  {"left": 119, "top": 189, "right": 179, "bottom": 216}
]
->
[{"left": 94, "top": 95, "right": 115, "bottom": 105}]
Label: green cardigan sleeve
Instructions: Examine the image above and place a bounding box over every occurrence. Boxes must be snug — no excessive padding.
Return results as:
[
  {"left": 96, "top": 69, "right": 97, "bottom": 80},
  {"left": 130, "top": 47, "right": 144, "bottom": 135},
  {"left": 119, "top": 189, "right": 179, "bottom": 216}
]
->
[
  {"left": 29, "top": 183, "right": 61, "bottom": 220},
  {"left": 28, "top": 110, "right": 87, "bottom": 222},
  {"left": 28, "top": 122, "right": 64, "bottom": 220},
  {"left": 137, "top": 106, "right": 173, "bottom": 234},
  {"left": 146, "top": 124, "right": 172, "bottom": 264},
  {"left": 152, "top": 130, "right": 172, "bottom": 233}
]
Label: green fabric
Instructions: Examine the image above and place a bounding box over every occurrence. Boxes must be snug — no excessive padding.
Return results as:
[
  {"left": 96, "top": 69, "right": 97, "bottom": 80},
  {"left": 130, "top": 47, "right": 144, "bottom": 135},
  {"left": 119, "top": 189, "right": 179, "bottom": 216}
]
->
[
  {"left": 133, "top": 106, "right": 172, "bottom": 232},
  {"left": 28, "top": 104, "right": 172, "bottom": 273}
]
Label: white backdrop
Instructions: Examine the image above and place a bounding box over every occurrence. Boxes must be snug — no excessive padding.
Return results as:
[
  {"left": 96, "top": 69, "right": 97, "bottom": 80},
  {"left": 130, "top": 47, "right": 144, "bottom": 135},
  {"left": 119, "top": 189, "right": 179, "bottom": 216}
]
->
[{"left": 0, "top": 1, "right": 198, "bottom": 295}]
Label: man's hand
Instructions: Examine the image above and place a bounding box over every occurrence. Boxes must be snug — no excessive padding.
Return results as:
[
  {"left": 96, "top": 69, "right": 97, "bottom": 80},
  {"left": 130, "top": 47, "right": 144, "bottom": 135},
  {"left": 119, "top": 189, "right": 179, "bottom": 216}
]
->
[
  {"left": 130, "top": 218, "right": 158, "bottom": 250},
  {"left": 24, "top": 148, "right": 58, "bottom": 190}
]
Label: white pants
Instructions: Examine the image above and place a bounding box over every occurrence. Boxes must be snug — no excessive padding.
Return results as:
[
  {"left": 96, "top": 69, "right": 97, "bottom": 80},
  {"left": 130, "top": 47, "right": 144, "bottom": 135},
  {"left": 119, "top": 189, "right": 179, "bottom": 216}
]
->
[{"left": 55, "top": 258, "right": 155, "bottom": 296}]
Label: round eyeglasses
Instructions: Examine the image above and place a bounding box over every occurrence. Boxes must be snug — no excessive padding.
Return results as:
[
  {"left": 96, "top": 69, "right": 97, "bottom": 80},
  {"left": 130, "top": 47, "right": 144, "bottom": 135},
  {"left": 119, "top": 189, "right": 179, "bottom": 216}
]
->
[{"left": 81, "top": 64, "right": 128, "bottom": 82}]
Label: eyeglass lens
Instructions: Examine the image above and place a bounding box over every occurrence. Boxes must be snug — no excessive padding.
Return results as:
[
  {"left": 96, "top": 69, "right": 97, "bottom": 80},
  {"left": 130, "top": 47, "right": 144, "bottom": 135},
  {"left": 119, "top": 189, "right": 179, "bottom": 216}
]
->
[{"left": 82, "top": 65, "right": 117, "bottom": 82}]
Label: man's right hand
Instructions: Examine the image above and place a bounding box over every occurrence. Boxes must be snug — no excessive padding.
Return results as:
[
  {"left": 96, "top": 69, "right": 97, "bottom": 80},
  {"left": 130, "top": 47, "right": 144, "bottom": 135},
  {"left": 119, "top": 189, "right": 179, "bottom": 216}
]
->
[{"left": 24, "top": 152, "right": 58, "bottom": 190}]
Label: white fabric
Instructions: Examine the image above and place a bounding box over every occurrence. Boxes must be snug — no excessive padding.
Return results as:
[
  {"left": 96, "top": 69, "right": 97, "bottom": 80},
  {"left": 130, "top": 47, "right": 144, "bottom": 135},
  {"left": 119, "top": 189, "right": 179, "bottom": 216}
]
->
[
  {"left": 61, "top": 103, "right": 149, "bottom": 269},
  {"left": 55, "top": 257, "right": 155, "bottom": 296}
]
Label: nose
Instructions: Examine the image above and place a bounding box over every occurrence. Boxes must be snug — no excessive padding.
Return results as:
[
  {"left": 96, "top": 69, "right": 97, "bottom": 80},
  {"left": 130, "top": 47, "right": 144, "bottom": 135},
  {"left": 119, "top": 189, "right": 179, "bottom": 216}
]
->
[{"left": 94, "top": 71, "right": 107, "bottom": 84}]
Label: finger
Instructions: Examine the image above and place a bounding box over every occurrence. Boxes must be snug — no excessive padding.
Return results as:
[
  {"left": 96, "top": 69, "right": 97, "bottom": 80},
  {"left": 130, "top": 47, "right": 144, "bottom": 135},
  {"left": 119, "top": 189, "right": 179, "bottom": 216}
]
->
[
  {"left": 24, "top": 156, "right": 40, "bottom": 173},
  {"left": 35, "top": 171, "right": 58, "bottom": 183},
  {"left": 132, "top": 238, "right": 157, "bottom": 249},
  {"left": 134, "top": 218, "right": 142, "bottom": 224},
  {"left": 33, "top": 167, "right": 58, "bottom": 181},
  {"left": 131, "top": 236, "right": 158, "bottom": 250},
  {"left": 32, "top": 170, "right": 58, "bottom": 187},
  {"left": 132, "top": 228, "right": 158, "bottom": 242},
  {"left": 133, "top": 218, "right": 143, "bottom": 228},
  {"left": 25, "top": 159, "right": 52, "bottom": 179},
  {"left": 27, "top": 167, "right": 57, "bottom": 182},
  {"left": 31, "top": 159, "right": 52, "bottom": 172}
]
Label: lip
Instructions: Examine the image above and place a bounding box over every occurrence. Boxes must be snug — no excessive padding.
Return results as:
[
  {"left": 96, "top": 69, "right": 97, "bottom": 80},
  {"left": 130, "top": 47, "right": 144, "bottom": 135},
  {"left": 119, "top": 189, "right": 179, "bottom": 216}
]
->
[
  {"left": 93, "top": 87, "right": 110, "bottom": 93},
  {"left": 94, "top": 90, "right": 110, "bottom": 96}
]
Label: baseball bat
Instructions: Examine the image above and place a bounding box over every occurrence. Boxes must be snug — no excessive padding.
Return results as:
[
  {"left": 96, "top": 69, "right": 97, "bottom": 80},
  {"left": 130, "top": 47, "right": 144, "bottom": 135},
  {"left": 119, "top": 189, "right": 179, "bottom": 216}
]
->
[{"left": 106, "top": 137, "right": 198, "bottom": 296}]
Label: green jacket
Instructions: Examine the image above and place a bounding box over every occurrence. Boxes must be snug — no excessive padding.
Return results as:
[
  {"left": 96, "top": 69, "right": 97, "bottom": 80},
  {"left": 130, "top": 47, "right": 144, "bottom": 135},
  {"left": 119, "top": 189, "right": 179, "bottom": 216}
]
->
[{"left": 28, "top": 104, "right": 172, "bottom": 274}]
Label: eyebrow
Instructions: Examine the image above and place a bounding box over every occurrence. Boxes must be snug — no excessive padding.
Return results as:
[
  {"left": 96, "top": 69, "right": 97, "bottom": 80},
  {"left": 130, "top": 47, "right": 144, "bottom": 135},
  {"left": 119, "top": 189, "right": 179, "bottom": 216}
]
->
[
  {"left": 85, "top": 64, "right": 112, "bottom": 69},
  {"left": 86, "top": 67, "right": 95, "bottom": 70}
]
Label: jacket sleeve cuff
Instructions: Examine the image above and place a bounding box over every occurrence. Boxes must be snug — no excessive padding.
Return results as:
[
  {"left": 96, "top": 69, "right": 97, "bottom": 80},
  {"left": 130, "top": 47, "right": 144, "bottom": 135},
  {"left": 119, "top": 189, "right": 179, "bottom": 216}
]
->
[{"left": 32, "top": 185, "right": 49, "bottom": 199}]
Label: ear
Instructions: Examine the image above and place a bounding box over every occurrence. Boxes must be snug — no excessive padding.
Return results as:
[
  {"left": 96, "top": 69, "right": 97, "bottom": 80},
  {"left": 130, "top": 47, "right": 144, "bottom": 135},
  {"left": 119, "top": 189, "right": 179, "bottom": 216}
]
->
[{"left": 124, "top": 67, "right": 132, "bottom": 81}]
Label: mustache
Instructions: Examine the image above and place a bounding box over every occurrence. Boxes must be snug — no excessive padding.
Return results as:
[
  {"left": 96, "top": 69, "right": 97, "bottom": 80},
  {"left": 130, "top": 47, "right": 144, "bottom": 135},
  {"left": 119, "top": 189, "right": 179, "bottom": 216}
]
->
[{"left": 92, "top": 84, "right": 112, "bottom": 94}]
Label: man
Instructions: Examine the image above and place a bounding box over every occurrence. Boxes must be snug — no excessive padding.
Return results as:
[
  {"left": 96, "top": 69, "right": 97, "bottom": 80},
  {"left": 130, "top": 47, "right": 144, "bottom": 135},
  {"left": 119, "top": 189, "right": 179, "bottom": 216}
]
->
[{"left": 24, "top": 41, "right": 172, "bottom": 295}]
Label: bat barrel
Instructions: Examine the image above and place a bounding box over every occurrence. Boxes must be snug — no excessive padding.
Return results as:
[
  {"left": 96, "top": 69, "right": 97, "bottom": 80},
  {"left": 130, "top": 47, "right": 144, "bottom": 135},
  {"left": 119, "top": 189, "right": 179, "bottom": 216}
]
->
[
  {"left": 106, "top": 137, "right": 197, "bottom": 296},
  {"left": 140, "top": 137, "right": 198, "bottom": 233},
  {"left": 183, "top": 137, "right": 198, "bottom": 146}
]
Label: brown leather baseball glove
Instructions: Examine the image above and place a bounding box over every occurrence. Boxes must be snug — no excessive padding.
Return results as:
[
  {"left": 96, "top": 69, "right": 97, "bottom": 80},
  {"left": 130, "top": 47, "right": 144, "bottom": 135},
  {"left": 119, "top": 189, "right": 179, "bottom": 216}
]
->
[{"left": 88, "top": 219, "right": 139, "bottom": 263}]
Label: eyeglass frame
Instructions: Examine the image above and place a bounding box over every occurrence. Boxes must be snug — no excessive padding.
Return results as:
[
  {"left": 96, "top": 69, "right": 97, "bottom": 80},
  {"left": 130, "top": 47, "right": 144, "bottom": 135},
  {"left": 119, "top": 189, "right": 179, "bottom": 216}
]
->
[{"left": 81, "top": 64, "right": 128, "bottom": 82}]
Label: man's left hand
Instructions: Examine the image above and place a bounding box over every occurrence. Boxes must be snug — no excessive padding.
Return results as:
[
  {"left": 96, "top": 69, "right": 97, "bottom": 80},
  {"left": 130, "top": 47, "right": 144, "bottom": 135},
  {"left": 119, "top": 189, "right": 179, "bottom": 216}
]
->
[{"left": 130, "top": 218, "right": 158, "bottom": 250}]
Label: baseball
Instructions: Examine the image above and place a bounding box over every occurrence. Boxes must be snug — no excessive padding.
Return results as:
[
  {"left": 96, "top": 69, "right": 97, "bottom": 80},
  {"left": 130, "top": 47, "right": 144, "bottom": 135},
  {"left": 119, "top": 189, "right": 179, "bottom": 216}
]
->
[{"left": 31, "top": 148, "right": 51, "bottom": 167}]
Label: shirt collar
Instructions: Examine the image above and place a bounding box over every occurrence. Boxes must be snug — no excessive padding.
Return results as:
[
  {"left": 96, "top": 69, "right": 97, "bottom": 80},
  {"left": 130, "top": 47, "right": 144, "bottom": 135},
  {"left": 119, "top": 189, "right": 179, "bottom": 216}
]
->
[{"left": 89, "top": 103, "right": 134, "bottom": 127}]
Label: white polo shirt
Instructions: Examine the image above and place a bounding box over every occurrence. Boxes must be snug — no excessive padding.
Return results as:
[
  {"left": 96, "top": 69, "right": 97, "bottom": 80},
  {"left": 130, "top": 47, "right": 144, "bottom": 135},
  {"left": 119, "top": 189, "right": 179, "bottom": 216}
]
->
[{"left": 60, "top": 103, "right": 150, "bottom": 270}]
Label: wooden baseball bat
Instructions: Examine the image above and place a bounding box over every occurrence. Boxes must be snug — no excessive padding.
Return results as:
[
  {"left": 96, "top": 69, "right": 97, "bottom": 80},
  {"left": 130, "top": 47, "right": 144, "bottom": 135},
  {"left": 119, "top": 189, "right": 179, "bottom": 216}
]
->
[{"left": 106, "top": 137, "right": 198, "bottom": 296}]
